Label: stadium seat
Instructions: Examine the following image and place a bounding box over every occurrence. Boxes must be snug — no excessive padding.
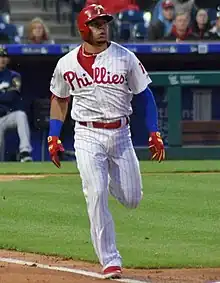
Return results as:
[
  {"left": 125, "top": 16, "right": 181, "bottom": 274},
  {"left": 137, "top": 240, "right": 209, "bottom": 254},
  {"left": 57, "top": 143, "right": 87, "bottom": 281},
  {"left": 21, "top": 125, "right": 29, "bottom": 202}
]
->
[
  {"left": 117, "top": 22, "right": 131, "bottom": 41},
  {"left": 16, "top": 24, "right": 24, "bottom": 38},
  {"left": 132, "top": 22, "right": 148, "bottom": 40},
  {"left": 0, "top": 23, "right": 21, "bottom": 44},
  {"left": 118, "top": 9, "right": 145, "bottom": 24},
  {"left": 115, "top": 9, "right": 151, "bottom": 41},
  {"left": 0, "top": 13, "right": 21, "bottom": 43}
]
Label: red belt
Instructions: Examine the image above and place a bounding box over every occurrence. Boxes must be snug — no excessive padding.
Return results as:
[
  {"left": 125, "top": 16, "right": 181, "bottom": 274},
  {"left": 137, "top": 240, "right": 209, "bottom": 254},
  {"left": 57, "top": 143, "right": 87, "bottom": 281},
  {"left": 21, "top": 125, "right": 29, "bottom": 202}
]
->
[{"left": 79, "top": 117, "right": 129, "bottom": 129}]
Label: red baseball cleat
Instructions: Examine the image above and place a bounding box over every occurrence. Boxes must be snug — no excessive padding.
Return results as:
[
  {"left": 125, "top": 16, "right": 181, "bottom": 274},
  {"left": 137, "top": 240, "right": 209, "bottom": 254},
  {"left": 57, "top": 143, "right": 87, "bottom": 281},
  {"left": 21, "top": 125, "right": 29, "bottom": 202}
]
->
[{"left": 103, "top": 266, "right": 122, "bottom": 279}]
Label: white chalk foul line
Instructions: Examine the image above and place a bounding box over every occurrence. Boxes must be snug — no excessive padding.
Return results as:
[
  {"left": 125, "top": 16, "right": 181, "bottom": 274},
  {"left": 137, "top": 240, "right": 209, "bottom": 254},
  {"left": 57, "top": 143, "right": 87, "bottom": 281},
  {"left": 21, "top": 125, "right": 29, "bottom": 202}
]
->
[{"left": 0, "top": 257, "right": 149, "bottom": 283}]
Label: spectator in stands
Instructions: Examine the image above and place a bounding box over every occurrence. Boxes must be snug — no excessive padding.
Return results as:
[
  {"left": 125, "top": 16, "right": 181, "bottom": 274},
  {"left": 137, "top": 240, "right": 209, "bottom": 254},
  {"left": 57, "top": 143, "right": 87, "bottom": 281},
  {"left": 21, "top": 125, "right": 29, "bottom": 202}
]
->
[
  {"left": 209, "top": 11, "right": 220, "bottom": 39},
  {"left": 0, "top": 0, "right": 10, "bottom": 14},
  {"left": 0, "top": 47, "right": 32, "bottom": 162},
  {"left": 152, "top": 0, "right": 197, "bottom": 24},
  {"left": 163, "top": 12, "right": 198, "bottom": 41},
  {"left": 172, "top": 0, "right": 196, "bottom": 14},
  {"left": 148, "top": 0, "right": 175, "bottom": 40},
  {"left": 192, "top": 8, "right": 213, "bottom": 39},
  {"left": 26, "top": 17, "right": 55, "bottom": 44},
  {"left": 0, "top": 13, "right": 21, "bottom": 43}
]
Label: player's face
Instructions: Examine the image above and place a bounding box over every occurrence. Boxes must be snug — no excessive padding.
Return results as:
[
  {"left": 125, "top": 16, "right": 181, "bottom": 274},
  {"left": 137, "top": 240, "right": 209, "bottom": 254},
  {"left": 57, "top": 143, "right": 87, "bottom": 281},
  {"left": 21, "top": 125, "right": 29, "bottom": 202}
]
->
[
  {"left": 175, "top": 14, "right": 190, "bottom": 32},
  {"left": 32, "top": 23, "right": 44, "bottom": 38},
  {"left": 0, "top": 57, "right": 9, "bottom": 70},
  {"left": 88, "top": 18, "right": 109, "bottom": 45},
  {"left": 163, "top": 7, "right": 174, "bottom": 21}
]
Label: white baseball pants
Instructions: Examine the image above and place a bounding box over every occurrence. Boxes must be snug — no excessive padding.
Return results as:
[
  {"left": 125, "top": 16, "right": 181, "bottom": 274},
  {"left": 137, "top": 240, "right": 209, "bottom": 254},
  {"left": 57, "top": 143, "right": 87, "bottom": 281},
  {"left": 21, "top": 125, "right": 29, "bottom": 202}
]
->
[
  {"left": 74, "top": 122, "right": 143, "bottom": 269},
  {"left": 0, "top": 110, "right": 32, "bottom": 160}
]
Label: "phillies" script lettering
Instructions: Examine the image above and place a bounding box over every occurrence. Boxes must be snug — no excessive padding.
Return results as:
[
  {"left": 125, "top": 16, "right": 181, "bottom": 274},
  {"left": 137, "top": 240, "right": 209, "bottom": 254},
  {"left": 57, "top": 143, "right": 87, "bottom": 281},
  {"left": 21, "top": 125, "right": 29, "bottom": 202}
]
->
[{"left": 63, "top": 67, "right": 125, "bottom": 90}]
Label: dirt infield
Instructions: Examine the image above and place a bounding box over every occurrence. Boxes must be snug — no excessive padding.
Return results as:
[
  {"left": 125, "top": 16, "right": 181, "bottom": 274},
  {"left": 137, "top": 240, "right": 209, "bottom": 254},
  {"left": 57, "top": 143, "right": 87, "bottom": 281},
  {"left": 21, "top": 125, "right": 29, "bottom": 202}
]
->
[
  {"left": 0, "top": 250, "right": 220, "bottom": 283},
  {"left": 0, "top": 175, "right": 46, "bottom": 181},
  {"left": 1, "top": 175, "right": 220, "bottom": 283}
]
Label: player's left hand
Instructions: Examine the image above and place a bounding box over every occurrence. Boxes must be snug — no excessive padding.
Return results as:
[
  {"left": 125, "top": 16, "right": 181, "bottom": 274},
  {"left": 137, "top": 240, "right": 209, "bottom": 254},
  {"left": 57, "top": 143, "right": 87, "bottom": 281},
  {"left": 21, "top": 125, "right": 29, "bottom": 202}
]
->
[
  {"left": 148, "top": 132, "right": 165, "bottom": 162},
  {"left": 48, "top": 136, "right": 64, "bottom": 168}
]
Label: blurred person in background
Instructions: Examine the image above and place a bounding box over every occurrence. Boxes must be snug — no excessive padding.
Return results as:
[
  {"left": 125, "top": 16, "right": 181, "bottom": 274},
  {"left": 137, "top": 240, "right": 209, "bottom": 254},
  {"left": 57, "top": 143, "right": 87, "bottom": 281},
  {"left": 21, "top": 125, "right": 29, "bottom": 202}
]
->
[
  {"left": 0, "top": 13, "right": 21, "bottom": 44},
  {"left": 192, "top": 9, "right": 214, "bottom": 39},
  {"left": 152, "top": 0, "right": 197, "bottom": 23},
  {"left": 148, "top": 0, "right": 175, "bottom": 40},
  {"left": 26, "top": 17, "right": 55, "bottom": 44},
  {"left": 0, "top": 47, "right": 32, "bottom": 162},
  {"left": 171, "top": 0, "right": 196, "bottom": 14},
  {"left": 164, "top": 11, "right": 198, "bottom": 41},
  {"left": 209, "top": 11, "right": 220, "bottom": 39}
]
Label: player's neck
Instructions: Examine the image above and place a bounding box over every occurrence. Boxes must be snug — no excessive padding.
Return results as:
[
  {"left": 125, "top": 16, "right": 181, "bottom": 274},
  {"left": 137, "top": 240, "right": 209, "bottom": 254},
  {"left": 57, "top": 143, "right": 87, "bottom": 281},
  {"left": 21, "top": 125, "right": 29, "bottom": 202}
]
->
[{"left": 83, "top": 42, "right": 108, "bottom": 55}]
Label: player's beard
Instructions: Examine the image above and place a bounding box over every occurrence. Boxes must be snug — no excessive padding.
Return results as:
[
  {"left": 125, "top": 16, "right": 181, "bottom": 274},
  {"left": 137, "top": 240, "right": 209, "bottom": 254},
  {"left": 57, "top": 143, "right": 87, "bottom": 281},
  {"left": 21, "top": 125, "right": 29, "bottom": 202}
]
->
[
  {"left": 86, "top": 36, "right": 107, "bottom": 46},
  {"left": 96, "top": 38, "right": 107, "bottom": 46}
]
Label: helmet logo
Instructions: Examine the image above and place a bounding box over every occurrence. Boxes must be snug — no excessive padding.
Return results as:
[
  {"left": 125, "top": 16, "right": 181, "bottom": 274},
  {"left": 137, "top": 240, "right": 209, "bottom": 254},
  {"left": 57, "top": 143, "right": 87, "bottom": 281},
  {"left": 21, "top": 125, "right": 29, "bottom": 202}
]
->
[
  {"left": 94, "top": 5, "right": 104, "bottom": 15},
  {"left": 85, "top": 5, "right": 104, "bottom": 19}
]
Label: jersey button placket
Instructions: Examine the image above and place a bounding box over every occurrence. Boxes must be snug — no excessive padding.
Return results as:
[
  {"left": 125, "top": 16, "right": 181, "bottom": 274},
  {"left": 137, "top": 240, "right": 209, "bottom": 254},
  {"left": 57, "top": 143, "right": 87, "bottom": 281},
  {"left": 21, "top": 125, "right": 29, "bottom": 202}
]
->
[
  {"left": 92, "top": 58, "right": 97, "bottom": 86},
  {"left": 93, "top": 55, "right": 105, "bottom": 117}
]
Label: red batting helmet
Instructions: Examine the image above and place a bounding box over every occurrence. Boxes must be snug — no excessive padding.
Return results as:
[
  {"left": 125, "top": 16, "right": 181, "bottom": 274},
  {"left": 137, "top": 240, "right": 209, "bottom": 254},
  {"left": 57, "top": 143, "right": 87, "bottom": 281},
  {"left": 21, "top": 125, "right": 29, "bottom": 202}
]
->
[{"left": 77, "top": 4, "right": 113, "bottom": 41}]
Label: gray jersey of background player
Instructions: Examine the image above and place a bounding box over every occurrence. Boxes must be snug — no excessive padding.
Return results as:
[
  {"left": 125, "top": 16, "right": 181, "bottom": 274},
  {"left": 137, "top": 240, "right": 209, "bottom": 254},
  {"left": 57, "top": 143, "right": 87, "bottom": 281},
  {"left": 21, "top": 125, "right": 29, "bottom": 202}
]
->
[{"left": 0, "top": 47, "right": 32, "bottom": 162}]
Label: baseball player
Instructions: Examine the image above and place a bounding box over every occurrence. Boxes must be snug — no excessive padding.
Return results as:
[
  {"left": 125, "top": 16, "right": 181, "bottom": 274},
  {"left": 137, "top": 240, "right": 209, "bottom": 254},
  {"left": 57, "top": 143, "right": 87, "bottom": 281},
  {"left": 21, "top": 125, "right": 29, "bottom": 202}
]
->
[
  {"left": 0, "top": 47, "right": 32, "bottom": 162},
  {"left": 48, "top": 4, "right": 165, "bottom": 279}
]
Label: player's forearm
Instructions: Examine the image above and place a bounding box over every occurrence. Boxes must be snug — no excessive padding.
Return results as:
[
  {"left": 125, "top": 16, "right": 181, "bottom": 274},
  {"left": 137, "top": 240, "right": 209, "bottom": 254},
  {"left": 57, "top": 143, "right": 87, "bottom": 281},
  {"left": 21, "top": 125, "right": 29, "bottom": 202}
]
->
[
  {"left": 140, "top": 87, "right": 159, "bottom": 132},
  {"left": 50, "top": 96, "right": 68, "bottom": 121},
  {"left": 49, "top": 96, "right": 69, "bottom": 137}
]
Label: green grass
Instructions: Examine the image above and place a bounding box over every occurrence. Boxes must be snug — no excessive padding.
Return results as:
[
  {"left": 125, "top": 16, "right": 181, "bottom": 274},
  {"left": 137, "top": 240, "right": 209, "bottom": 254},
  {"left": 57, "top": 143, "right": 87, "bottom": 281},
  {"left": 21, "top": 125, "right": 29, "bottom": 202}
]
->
[
  {"left": 0, "top": 161, "right": 220, "bottom": 268},
  {"left": 1, "top": 160, "right": 220, "bottom": 174}
]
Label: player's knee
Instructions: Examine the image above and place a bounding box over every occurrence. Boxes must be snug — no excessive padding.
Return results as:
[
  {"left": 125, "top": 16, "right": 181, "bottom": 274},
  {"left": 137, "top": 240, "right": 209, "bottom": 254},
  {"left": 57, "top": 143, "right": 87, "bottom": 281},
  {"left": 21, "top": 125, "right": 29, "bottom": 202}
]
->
[
  {"left": 124, "top": 189, "right": 142, "bottom": 209},
  {"left": 94, "top": 189, "right": 106, "bottom": 199},
  {"left": 87, "top": 187, "right": 107, "bottom": 204},
  {"left": 16, "top": 110, "right": 27, "bottom": 121}
]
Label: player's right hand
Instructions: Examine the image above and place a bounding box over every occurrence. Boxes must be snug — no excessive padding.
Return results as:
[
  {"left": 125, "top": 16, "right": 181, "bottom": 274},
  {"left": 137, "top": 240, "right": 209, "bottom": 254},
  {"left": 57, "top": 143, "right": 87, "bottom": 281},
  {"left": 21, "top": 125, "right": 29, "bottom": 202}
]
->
[
  {"left": 148, "top": 132, "right": 165, "bottom": 162},
  {"left": 48, "top": 136, "right": 64, "bottom": 168}
]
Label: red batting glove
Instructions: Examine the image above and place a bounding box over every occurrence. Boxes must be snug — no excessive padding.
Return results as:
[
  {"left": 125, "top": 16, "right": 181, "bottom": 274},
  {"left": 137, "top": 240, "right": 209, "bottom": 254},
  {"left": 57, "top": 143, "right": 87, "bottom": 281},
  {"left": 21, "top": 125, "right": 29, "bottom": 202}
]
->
[
  {"left": 48, "top": 136, "right": 64, "bottom": 168},
  {"left": 148, "top": 132, "right": 165, "bottom": 162}
]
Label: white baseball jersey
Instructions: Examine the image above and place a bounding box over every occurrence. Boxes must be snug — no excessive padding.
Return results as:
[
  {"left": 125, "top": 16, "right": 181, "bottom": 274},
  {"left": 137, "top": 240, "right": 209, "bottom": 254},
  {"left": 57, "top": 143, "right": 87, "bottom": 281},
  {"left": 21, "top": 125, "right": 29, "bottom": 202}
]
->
[{"left": 50, "top": 41, "right": 152, "bottom": 122}]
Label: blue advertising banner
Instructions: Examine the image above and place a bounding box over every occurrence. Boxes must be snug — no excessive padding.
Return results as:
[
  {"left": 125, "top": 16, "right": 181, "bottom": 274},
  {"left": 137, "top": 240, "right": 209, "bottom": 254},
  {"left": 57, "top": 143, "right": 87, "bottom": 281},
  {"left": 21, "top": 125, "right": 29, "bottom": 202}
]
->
[{"left": 1, "top": 42, "right": 220, "bottom": 55}]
